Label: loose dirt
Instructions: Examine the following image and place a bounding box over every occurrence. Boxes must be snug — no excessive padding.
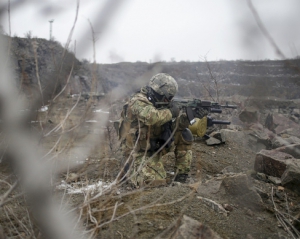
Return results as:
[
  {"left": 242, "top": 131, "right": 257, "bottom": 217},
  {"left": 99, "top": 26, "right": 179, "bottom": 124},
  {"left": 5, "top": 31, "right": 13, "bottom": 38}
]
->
[{"left": 1, "top": 97, "right": 299, "bottom": 239}]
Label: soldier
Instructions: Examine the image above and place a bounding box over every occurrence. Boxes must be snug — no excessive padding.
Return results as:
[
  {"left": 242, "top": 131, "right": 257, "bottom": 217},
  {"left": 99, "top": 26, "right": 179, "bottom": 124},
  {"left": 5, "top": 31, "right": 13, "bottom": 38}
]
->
[{"left": 115, "top": 73, "right": 206, "bottom": 187}]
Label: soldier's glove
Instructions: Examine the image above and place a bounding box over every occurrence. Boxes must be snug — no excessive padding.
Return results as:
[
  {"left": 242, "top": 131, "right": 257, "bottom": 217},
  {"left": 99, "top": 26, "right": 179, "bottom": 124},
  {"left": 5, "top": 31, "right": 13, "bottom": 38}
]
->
[
  {"left": 195, "top": 108, "right": 209, "bottom": 119},
  {"left": 169, "top": 103, "right": 180, "bottom": 118}
]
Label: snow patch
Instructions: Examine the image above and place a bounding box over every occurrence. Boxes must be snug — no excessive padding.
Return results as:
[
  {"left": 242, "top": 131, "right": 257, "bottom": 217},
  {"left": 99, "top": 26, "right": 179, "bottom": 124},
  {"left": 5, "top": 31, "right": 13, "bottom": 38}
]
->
[
  {"left": 38, "top": 106, "right": 48, "bottom": 112},
  {"left": 85, "top": 120, "right": 98, "bottom": 123},
  {"left": 56, "top": 180, "right": 111, "bottom": 195},
  {"left": 93, "top": 109, "right": 109, "bottom": 114}
]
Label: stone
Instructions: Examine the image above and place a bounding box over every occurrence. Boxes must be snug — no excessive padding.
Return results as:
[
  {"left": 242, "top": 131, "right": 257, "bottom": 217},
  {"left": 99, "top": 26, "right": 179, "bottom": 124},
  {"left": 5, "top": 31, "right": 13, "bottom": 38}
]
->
[
  {"left": 220, "top": 173, "right": 251, "bottom": 196},
  {"left": 206, "top": 137, "right": 221, "bottom": 146},
  {"left": 254, "top": 187, "right": 269, "bottom": 199},
  {"left": 267, "top": 176, "right": 281, "bottom": 185},
  {"left": 273, "top": 114, "right": 300, "bottom": 137},
  {"left": 237, "top": 189, "right": 263, "bottom": 210},
  {"left": 281, "top": 164, "right": 300, "bottom": 195},
  {"left": 281, "top": 128, "right": 300, "bottom": 138},
  {"left": 254, "top": 149, "right": 297, "bottom": 178},
  {"left": 220, "top": 173, "right": 263, "bottom": 210},
  {"left": 256, "top": 172, "right": 268, "bottom": 182},
  {"left": 170, "top": 215, "right": 223, "bottom": 239},
  {"left": 239, "top": 107, "right": 258, "bottom": 123},
  {"left": 220, "top": 129, "right": 268, "bottom": 152},
  {"left": 223, "top": 204, "right": 234, "bottom": 212},
  {"left": 275, "top": 143, "right": 300, "bottom": 159},
  {"left": 272, "top": 136, "right": 300, "bottom": 149},
  {"left": 246, "top": 208, "right": 254, "bottom": 217},
  {"left": 197, "top": 173, "right": 264, "bottom": 210},
  {"left": 220, "top": 166, "right": 235, "bottom": 174},
  {"left": 197, "top": 196, "right": 228, "bottom": 216},
  {"left": 246, "top": 234, "right": 255, "bottom": 239},
  {"left": 277, "top": 186, "right": 285, "bottom": 191},
  {"left": 209, "top": 131, "right": 226, "bottom": 143}
]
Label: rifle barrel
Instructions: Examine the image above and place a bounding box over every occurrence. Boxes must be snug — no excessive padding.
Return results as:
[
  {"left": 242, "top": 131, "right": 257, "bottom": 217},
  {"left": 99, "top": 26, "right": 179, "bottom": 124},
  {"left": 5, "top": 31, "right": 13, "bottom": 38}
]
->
[
  {"left": 221, "top": 105, "right": 237, "bottom": 109},
  {"left": 210, "top": 108, "right": 222, "bottom": 113},
  {"left": 211, "top": 119, "right": 231, "bottom": 125}
]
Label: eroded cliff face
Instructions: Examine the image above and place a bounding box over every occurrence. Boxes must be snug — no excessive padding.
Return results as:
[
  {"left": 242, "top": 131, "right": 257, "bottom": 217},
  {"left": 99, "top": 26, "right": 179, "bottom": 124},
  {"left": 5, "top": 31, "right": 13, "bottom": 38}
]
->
[
  {"left": 6, "top": 35, "right": 300, "bottom": 106},
  {"left": 6, "top": 36, "right": 78, "bottom": 103}
]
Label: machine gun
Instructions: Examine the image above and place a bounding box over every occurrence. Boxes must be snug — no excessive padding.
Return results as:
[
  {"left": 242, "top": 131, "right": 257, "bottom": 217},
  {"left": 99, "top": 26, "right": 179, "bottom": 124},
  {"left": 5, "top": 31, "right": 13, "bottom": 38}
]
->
[{"left": 156, "top": 98, "right": 237, "bottom": 126}]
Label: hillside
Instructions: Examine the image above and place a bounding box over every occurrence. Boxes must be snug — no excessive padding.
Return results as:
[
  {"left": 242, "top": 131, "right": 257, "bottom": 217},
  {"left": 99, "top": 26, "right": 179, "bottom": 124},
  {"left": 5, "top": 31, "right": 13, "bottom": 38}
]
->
[{"left": 6, "top": 36, "right": 300, "bottom": 102}]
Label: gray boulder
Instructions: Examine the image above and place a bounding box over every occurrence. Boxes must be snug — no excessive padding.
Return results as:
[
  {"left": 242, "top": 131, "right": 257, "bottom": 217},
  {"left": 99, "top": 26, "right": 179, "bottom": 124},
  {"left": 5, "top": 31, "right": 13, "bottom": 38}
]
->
[
  {"left": 254, "top": 149, "right": 298, "bottom": 178},
  {"left": 220, "top": 129, "right": 267, "bottom": 152},
  {"left": 281, "top": 164, "right": 300, "bottom": 195},
  {"left": 273, "top": 113, "right": 300, "bottom": 137},
  {"left": 271, "top": 136, "right": 300, "bottom": 149},
  {"left": 170, "top": 215, "right": 223, "bottom": 239},
  {"left": 239, "top": 107, "right": 258, "bottom": 123},
  {"left": 275, "top": 143, "right": 300, "bottom": 158},
  {"left": 197, "top": 173, "right": 263, "bottom": 211}
]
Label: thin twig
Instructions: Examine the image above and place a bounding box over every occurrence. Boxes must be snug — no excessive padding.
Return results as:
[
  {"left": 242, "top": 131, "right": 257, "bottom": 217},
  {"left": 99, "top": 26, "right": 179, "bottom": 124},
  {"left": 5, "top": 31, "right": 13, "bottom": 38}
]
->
[
  {"left": 271, "top": 187, "right": 300, "bottom": 239},
  {"left": 0, "top": 181, "right": 18, "bottom": 207}
]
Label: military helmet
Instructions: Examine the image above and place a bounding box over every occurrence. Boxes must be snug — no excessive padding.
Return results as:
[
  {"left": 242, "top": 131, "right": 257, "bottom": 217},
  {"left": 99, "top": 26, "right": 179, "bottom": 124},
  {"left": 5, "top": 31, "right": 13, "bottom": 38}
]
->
[{"left": 148, "top": 73, "right": 178, "bottom": 102}]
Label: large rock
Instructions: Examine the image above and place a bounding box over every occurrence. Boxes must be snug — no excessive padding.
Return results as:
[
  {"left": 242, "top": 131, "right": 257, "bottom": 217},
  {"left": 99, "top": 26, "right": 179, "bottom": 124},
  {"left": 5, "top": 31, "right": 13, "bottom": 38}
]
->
[
  {"left": 208, "top": 131, "right": 226, "bottom": 143},
  {"left": 220, "top": 173, "right": 250, "bottom": 195},
  {"left": 275, "top": 143, "right": 300, "bottom": 158},
  {"left": 220, "top": 129, "right": 267, "bottom": 152},
  {"left": 238, "top": 107, "right": 258, "bottom": 123},
  {"left": 206, "top": 137, "right": 222, "bottom": 146},
  {"left": 271, "top": 136, "right": 300, "bottom": 149},
  {"left": 273, "top": 114, "right": 300, "bottom": 137},
  {"left": 279, "top": 128, "right": 300, "bottom": 139},
  {"left": 254, "top": 149, "right": 299, "bottom": 178},
  {"left": 197, "top": 173, "right": 263, "bottom": 211},
  {"left": 220, "top": 173, "right": 263, "bottom": 210},
  {"left": 218, "top": 129, "right": 245, "bottom": 144},
  {"left": 170, "top": 215, "right": 222, "bottom": 239},
  {"left": 249, "top": 123, "right": 273, "bottom": 149},
  {"left": 281, "top": 164, "right": 300, "bottom": 195}
]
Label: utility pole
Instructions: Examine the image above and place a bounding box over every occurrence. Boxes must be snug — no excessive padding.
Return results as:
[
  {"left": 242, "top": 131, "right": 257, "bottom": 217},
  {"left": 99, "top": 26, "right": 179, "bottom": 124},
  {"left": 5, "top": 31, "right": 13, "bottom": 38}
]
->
[{"left": 49, "top": 19, "right": 54, "bottom": 40}]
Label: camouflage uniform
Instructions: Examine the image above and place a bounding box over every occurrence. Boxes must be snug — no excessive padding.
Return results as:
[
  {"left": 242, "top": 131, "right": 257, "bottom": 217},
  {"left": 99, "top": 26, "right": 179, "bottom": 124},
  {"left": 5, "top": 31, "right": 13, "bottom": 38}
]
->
[{"left": 117, "top": 77, "right": 193, "bottom": 186}]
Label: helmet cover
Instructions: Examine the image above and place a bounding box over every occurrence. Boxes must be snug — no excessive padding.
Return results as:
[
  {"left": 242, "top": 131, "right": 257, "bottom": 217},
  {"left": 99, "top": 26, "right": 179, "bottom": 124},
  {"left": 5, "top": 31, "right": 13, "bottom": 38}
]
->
[{"left": 148, "top": 73, "right": 178, "bottom": 101}]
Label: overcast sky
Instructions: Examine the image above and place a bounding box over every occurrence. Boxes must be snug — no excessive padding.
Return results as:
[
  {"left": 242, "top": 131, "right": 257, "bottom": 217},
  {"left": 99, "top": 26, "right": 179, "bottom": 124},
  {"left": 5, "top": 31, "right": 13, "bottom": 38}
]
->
[{"left": 1, "top": 0, "right": 300, "bottom": 63}]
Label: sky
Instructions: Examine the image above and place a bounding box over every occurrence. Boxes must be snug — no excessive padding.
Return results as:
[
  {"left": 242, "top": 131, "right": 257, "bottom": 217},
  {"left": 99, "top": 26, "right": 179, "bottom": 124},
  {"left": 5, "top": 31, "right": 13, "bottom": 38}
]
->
[{"left": 1, "top": 0, "right": 300, "bottom": 63}]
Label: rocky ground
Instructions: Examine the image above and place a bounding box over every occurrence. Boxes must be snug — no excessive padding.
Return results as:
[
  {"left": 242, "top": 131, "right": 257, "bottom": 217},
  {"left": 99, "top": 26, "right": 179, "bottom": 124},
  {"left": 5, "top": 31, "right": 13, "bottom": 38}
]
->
[
  {"left": 52, "top": 136, "right": 300, "bottom": 239},
  {"left": 1, "top": 95, "right": 300, "bottom": 239}
]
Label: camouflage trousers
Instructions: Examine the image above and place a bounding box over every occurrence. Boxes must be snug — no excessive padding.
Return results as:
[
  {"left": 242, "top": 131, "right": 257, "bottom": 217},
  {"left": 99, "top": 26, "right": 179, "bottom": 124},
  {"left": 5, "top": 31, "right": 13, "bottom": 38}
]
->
[
  {"left": 130, "top": 149, "right": 192, "bottom": 186},
  {"left": 130, "top": 130, "right": 193, "bottom": 186},
  {"left": 131, "top": 151, "right": 166, "bottom": 186}
]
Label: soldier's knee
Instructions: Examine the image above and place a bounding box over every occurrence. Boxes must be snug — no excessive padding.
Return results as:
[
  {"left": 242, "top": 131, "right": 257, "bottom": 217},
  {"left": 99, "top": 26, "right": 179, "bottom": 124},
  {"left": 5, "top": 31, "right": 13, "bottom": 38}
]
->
[
  {"left": 182, "top": 128, "right": 193, "bottom": 144},
  {"left": 176, "top": 128, "right": 193, "bottom": 145}
]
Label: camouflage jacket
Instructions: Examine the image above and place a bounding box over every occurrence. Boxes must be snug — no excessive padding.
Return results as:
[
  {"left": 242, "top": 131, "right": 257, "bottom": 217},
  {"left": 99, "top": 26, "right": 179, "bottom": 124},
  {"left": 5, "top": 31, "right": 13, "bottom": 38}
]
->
[{"left": 118, "top": 87, "right": 172, "bottom": 152}]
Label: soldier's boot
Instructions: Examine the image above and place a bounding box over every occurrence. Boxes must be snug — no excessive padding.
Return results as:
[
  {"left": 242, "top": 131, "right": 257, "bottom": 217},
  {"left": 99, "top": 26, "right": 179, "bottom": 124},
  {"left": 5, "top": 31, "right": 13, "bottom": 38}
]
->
[
  {"left": 174, "top": 173, "right": 189, "bottom": 183},
  {"left": 174, "top": 147, "right": 193, "bottom": 184},
  {"left": 173, "top": 128, "right": 193, "bottom": 184}
]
